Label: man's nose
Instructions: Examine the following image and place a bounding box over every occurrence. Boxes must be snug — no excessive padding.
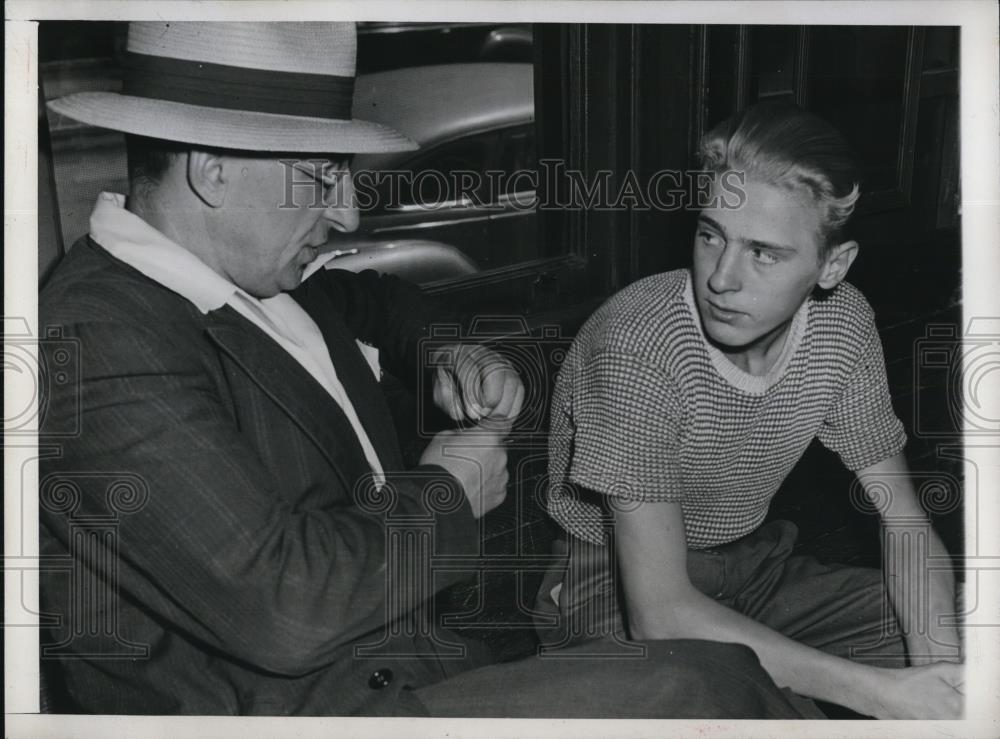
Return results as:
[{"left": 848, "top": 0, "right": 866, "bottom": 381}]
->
[
  {"left": 707, "top": 243, "right": 742, "bottom": 293},
  {"left": 322, "top": 168, "right": 360, "bottom": 235}
]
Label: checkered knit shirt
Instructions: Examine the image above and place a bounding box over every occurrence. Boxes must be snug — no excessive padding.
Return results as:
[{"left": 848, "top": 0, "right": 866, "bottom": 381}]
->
[{"left": 547, "top": 269, "right": 907, "bottom": 550}]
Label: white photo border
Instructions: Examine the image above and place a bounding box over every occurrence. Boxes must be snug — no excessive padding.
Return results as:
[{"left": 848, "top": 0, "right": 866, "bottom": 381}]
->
[{"left": 5, "top": 2, "right": 999, "bottom": 737}]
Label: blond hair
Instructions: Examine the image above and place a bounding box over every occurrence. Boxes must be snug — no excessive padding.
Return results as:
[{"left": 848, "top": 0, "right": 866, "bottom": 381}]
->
[{"left": 699, "top": 102, "right": 861, "bottom": 257}]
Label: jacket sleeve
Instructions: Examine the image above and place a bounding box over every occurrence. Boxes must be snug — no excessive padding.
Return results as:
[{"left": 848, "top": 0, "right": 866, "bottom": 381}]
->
[
  {"left": 295, "top": 267, "right": 460, "bottom": 392},
  {"left": 39, "top": 315, "right": 478, "bottom": 677}
]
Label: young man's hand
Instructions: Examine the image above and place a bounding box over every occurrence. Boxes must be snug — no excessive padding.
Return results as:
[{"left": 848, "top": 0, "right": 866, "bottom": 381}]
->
[
  {"left": 432, "top": 343, "right": 525, "bottom": 429},
  {"left": 859, "top": 661, "right": 964, "bottom": 719}
]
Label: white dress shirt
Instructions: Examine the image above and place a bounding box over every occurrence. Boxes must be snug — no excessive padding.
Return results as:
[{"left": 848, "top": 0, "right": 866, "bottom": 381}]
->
[{"left": 89, "top": 192, "right": 385, "bottom": 485}]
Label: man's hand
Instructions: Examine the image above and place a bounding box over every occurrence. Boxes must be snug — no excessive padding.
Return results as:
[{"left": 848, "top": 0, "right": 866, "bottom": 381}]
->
[
  {"left": 419, "top": 425, "right": 509, "bottom": 519},
  {"left": 432, "top": 343, "right": 524, "bottom": 429},
  {"left": 860, "top": 662, "right": 964, "bottom": 719}
]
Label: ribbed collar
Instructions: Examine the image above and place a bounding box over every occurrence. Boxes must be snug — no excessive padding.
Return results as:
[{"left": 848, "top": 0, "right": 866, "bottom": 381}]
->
[{"left": 683, "top": 272, "right": 808, "bottom": 395}]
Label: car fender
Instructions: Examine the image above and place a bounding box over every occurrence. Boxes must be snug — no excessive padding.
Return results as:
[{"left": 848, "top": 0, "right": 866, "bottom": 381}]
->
[{"left": 322, "top": 237, "right": 480, "bottom": 285}]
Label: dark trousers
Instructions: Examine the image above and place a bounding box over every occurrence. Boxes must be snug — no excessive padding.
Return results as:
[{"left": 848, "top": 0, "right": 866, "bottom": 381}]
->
[
  {"left": 530, "top": 520, "right": 907, "bottom": 718},
  {"left": 536, "top": 520, "right": 904, "bottom": 666},
  {"left": 413, "top": 637, "right": 807, "bottom": 718},
  {"left": 409, "top": 521, "right": 854, "bottom": 718}
]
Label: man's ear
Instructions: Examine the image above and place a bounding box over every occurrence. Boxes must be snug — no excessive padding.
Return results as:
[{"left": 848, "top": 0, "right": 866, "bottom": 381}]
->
[
  {"left": 817, "top": 240, "right": 859, "bottom": 290},
  {"left": 187, "top": 150, "right": 227, "bottom": 208}
]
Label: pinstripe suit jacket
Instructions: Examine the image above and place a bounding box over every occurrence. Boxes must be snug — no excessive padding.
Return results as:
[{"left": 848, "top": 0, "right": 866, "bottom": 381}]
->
[{"left": 39, "top": 238, "right": 486, "bottom": 715}]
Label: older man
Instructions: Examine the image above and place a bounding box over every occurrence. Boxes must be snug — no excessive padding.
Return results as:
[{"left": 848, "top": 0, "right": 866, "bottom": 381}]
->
[{"left": 39, "top": 21, "right": 806, "bottom": 717}]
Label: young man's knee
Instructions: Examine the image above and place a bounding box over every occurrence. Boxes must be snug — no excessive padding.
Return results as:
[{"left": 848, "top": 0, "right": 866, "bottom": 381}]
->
[
  {"left": 636, "top": 639, "right": 767, "bottom": 689},
  {"left": 707, "top": 640, "right": 763, "bottom": 669},
  {"left": 632, "top": 639, "right": 795, "bottom": 718}
]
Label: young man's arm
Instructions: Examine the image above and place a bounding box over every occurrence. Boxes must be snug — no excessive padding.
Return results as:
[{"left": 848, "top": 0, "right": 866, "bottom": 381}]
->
[
  {"left": 858, "top": 452, "right": 962, "bottom": 665},
  {"left": 615, "top": 498, "right": 963, "bottom": 719}
]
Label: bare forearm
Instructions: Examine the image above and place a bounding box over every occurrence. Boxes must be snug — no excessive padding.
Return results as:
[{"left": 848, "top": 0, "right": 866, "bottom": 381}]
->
[
  {"left": 883, "top": 519, "right": 960, "bottom": 663},
  {"left": 861, "top": 454, "right": 961, "bottom": 663},
  {"left": 614, "top": 499, "right": 882, "bottom": 711},
  {"left": 630, "top": 588, "right": 884, "bottom": 714},
  {"left": 614, "top": 497, "right": 962, "bottom": 719}
]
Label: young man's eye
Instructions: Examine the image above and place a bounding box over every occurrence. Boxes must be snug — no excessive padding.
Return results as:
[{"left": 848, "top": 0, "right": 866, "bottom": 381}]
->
[
  {"left": 751, "top": 247, "right": 778, "bottom": 265},
  {"left": 698, "top": 231, "right": 722, "bottom": 247}
]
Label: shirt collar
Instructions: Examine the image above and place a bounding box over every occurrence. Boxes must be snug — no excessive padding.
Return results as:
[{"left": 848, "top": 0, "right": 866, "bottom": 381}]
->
[
  {"left": 683, "top": 270, "right": 808, "bottom": 395},
  {"left": 89, "top": 192, "right": 339, "bottom": 314}
]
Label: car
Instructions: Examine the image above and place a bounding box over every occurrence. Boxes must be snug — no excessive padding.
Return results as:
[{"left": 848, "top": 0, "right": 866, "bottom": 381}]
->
[
  {"left": 327, "top": 62, "right": 537, "bottom": 283},
  {"left": 356, "top": 22, "right": 532, "bottom": 72}
]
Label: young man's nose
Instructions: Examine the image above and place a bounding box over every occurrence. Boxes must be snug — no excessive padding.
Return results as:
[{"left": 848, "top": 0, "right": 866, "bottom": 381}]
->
[{"left": 708, "top": 244, "right": 742, "bottom": 293}]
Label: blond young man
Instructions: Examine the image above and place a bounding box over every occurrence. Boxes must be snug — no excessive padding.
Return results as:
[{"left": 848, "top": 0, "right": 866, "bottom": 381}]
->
[{"left": 544, "top": 103, "right": 963, "bottom": 719}]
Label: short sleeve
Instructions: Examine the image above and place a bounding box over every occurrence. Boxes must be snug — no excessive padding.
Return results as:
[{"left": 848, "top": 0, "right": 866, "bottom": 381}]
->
[
  {"left": 567, "top": 350, "right": 686, "bottom": 501},
  {"left": 816, "top": 314, "right": 907, "bottom": 470}
]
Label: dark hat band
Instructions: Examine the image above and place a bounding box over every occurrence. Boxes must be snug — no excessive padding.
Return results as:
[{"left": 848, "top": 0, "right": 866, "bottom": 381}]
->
[{"left": 122, "top": 51, "right": 356, "bottom": 120}]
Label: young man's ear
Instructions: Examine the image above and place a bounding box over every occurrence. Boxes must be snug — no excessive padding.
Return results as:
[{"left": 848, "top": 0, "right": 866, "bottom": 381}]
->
[
  {"left": 817, "top": 240, "right": 859, "bottom": 290},
  {"left": 187, "top": 150, "right": 227, "bottom": 208}
]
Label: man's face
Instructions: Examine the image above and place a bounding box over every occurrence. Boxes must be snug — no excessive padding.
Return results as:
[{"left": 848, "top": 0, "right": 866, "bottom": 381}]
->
[
  {"left": 211, "top": 155, "right": 358, "bottom": 298},
  {"left": 691, "top": 177, "right": 828, "bottom": 365}
]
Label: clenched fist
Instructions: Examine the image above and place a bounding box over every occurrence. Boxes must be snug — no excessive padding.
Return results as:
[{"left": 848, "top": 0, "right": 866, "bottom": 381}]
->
[
  {"left": 420, "top": 424, "right": 509, "bottom": 518},
  {"left": 432, "top": 343, "right": 525, "bottom": 430}
]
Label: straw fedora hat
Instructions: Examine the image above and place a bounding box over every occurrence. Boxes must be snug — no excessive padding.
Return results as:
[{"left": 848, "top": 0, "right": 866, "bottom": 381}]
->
[{"left": 47, "top": 21, "right": 417, "bottom": 154}]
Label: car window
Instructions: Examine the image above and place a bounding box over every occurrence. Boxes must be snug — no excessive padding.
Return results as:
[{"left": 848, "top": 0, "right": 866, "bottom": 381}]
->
[
  {"left": 380, "top": 130, "right": 499, "bottom": 208},
  {"left": 496, "top": 124, "right": 537, "bottom": 197}
]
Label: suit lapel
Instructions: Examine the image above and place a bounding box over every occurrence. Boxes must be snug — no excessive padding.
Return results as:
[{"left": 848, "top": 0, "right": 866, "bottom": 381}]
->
[
  {"left": 203, "top": 306, "right": 374, "bottom": 485},
  {"left": 290, "top": 282, "right": 405, "bottom": 471}
]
